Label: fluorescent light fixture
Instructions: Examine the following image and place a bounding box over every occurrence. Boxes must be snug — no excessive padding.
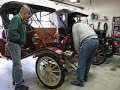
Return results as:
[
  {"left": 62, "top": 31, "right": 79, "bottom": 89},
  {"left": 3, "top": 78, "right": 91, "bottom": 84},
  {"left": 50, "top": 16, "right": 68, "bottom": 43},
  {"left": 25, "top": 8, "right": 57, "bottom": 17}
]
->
[{"left": 70, "top": 0, "right": 80, "bottom": 3}]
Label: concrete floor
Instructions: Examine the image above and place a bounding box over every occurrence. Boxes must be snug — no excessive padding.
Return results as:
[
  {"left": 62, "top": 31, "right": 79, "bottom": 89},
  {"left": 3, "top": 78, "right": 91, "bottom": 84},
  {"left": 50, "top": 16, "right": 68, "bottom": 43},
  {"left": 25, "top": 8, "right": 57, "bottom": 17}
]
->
[{"left": 0, "top": 55, "right": 120, "bottom": 90}]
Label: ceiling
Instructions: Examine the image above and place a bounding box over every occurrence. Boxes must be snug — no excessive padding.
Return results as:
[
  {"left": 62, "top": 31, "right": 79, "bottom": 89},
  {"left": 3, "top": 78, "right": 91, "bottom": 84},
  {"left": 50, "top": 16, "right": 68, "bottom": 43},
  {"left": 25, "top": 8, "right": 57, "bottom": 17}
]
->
[{"left": 58, "top": 0, "right": 120, "bottom": 8}]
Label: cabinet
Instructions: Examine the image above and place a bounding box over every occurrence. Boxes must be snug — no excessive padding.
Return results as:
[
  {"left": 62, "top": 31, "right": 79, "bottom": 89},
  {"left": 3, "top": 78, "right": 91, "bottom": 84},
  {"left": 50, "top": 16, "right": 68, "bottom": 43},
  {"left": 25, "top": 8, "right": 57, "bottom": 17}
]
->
[
  {"left": 112, "top": 17, "right": 120, "bottom": 55},
  {"left": 112, "top": 17, "right": 120, "bottom": 34}
]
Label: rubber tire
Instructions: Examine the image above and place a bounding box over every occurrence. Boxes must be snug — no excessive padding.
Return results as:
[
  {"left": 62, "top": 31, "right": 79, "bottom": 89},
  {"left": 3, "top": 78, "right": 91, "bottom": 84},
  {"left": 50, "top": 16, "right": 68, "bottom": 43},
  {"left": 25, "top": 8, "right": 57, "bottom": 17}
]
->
[
  {"left": 107, "top": 40, "right": 116, "bottom": 57},
  {"left": 92, "top": 44, "right": 107, "bottom": 65},
  {"left": 36, "top": 53, "right": 65, "bottom": 89}
]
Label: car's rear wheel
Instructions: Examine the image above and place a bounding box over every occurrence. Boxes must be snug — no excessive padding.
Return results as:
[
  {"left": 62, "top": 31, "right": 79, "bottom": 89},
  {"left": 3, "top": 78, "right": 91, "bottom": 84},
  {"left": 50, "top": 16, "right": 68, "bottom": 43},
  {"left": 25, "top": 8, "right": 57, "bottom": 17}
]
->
[
  {"left": 107, "top": 40, "right": 116, "bottom": 57},
  {"left": 36, "top": 53, "right": 65, "bottom": 89}
]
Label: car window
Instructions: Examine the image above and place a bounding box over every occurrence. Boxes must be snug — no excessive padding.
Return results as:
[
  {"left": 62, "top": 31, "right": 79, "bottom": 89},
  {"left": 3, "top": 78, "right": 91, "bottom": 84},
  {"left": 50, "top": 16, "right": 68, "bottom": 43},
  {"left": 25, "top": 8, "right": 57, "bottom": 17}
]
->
[
  {"left": 9, "top": 14, "right": 14, "bottom": 20},
  {"left": 30, "top": 12, "right": 55, "bottom": 28},
  {"left": 81, "top": 17, "right": 88, "bottom": 23},
  {"left": 0, "top": 16, "right": 4, "bottom": 38},
  {"left": 74, "top": 16, "right": 88, "bottom": 23}
]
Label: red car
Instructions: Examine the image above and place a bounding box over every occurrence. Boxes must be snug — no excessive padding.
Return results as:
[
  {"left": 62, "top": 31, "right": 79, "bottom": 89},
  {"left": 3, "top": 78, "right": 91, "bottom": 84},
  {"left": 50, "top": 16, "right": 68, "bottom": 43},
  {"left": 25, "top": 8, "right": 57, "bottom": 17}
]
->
[
  {"left": 0, "top": 1, "right": 66, "bottom": 89},
  {"left": 0, "top": 1, "right": 88, "bottom": 89}
]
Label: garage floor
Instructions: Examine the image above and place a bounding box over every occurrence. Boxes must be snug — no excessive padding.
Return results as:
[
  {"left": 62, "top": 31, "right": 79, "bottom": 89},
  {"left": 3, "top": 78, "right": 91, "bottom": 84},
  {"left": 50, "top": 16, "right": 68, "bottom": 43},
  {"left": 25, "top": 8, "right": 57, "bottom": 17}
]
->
[{"left": 0, "top": 55, "right": 120, "bottom": 90}]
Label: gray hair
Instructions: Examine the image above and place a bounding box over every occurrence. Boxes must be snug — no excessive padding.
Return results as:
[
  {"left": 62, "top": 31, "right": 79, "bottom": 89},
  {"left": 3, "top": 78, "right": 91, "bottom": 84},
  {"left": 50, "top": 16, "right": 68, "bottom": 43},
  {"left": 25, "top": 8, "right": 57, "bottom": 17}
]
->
[{"left": 20, "top": 5, "right": 31, "bottom": 15}]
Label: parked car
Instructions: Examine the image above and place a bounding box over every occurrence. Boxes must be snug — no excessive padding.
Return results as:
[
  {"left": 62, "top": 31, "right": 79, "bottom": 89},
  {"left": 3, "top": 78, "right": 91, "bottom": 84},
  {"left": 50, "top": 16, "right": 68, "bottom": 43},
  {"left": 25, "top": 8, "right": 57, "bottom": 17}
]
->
[
  {"left": 0, "top": 1, "right": 65, "bottom": 89},
  {"left": 55, "top": 9, "right": 116, "bottom": 66}
]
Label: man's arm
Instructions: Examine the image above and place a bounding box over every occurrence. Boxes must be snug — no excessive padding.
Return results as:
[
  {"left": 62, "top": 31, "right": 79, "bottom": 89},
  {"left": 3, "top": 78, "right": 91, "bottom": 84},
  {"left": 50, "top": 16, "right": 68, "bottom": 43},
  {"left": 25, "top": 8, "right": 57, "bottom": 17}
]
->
[{"left": 72, "top": 25, "right": 79, "bottom": 53}]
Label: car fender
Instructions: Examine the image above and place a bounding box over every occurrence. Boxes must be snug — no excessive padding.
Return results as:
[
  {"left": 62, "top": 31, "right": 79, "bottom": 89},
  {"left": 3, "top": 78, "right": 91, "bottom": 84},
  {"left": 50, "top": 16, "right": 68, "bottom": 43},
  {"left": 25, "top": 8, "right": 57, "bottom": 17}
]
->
[{"left": 35, "top": 46, "right": 64, "bottom": 60}]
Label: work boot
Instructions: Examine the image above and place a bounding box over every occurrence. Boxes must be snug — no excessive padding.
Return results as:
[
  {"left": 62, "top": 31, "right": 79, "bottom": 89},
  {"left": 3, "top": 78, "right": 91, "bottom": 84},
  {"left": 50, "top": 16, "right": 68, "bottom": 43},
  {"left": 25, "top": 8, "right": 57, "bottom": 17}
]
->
[
  {"left": 84, "top": 76, "right": 88, "bottom": 82},
  {"left": 71, "top": 81, "right": 84, "bottom": 87},
  {"left": 15, "top": 85, "right": 29, "bottom": 90},
  {"left": 84, "top": 78, "right": 88, "bottom": 82}
]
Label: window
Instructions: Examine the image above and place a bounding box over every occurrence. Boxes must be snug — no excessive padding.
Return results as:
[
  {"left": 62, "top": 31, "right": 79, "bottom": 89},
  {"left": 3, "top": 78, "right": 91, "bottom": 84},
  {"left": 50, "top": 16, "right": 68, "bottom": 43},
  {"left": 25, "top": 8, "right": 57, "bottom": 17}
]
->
[
  {"left": 9, "top": 14, "right": 14, "bottom": 20},
  {"left": 74, "top": 16, "right": 88, "bottom": 23},
  {"left": 30, "top": 12, "right": 55, "bottom": 28},
  {"left": 0, "top": 16, "right": 4, "bottom": 38}
]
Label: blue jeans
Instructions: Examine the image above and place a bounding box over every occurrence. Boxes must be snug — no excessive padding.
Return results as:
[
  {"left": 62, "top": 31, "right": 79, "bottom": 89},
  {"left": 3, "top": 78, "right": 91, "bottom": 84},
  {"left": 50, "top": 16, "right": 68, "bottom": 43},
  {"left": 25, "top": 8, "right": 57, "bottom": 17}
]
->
[
  {"left": 77, "top": 38, "right": 99, "bottom": 83},
  {"left": 7, "top": 41, "right": 23, "bottom": 85}
]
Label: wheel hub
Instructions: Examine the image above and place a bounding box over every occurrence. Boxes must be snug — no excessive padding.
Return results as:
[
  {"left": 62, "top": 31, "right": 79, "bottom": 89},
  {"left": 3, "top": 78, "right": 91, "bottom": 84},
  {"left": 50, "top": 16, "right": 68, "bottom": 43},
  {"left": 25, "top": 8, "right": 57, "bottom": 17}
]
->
[{"left": 45, "top": 66, "right": 52, "bottom": 74}]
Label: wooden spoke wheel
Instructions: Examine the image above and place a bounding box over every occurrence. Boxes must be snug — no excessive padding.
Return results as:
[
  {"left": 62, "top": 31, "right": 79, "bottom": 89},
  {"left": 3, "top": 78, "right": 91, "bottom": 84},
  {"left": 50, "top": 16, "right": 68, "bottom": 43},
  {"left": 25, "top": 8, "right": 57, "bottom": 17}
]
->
[{"left": 36, "top": 53, "right": 65, "bottom": 89}]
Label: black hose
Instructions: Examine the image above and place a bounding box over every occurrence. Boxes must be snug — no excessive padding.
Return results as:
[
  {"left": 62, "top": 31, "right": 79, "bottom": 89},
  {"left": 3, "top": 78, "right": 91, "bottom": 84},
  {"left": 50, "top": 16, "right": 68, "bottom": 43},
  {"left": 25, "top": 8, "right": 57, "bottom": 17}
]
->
[{"left": 104, "top": 23, "right": 108, "bottom": 32}]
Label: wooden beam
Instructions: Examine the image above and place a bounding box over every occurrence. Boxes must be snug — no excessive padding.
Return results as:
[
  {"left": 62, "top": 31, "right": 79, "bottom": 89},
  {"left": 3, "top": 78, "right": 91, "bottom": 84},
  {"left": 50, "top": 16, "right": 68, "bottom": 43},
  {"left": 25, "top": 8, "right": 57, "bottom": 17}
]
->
[{"left": 49, "top": 0, "right": 84, "bottom": 9}]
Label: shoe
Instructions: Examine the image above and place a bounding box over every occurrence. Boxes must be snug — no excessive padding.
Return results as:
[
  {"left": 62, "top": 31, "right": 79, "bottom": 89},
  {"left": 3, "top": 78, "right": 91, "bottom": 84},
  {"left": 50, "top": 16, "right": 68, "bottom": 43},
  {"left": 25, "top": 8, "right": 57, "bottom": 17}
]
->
[
  {"left": 71, "top": 81, "right": 84, "bottom": 87},
  {"left": 84, "top": 78, "right": 88, "bottom": 82},
  {"left": 13, "top": 79, "right": 24, "bottom": 85},
  {"left": 15, "top": 85, "right": 29, "bottom": 90}
]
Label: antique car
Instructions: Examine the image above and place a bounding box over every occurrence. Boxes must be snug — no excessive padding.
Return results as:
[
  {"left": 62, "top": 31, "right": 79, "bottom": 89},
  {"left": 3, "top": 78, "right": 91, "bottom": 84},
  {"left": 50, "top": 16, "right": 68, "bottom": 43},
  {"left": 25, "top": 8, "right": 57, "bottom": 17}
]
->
[
  {"left": 0, "top": 1, "right": 87, "bottom": 89},
  {"left": 0, "top": 1, "right": 66, "bottom": 89},
  {"left": 55, "top": 9, "right": 114, "bottom": 66}
]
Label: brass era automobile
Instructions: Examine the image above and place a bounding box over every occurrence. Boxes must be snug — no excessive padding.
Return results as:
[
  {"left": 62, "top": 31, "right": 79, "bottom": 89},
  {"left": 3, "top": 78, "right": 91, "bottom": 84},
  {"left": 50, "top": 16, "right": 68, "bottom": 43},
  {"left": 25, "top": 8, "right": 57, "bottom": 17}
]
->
[
  {"left": 0, "top": 1, "right": 109, "bottom": 89},
  {"left": 0, "top": 1, "right": 65, "bottom": 89},
  {"left": 0, "top": 1, "right": 80, "bottom": 89}
]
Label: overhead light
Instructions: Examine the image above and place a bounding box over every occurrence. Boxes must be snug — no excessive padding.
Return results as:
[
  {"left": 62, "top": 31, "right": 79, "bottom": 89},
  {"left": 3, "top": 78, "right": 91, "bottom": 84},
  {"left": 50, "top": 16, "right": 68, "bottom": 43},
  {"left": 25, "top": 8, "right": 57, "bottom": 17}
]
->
[{"left": 70, "top": 0, "right": 80, "bottom": 3}]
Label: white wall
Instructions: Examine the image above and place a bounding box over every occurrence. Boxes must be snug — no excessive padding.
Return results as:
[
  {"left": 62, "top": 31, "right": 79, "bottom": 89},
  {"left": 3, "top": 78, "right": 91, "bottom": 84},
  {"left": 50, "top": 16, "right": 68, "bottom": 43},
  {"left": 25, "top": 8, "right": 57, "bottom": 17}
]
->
[{"left": 78, "top": 0, "right": 120, "bottom": 36}]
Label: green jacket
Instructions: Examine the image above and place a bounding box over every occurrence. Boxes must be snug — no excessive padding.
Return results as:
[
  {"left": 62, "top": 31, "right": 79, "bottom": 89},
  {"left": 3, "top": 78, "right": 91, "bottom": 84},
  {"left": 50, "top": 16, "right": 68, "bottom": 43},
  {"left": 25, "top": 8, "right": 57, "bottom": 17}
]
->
[{"left": 8, "top": 14, "right": 26, "bottom": 45}]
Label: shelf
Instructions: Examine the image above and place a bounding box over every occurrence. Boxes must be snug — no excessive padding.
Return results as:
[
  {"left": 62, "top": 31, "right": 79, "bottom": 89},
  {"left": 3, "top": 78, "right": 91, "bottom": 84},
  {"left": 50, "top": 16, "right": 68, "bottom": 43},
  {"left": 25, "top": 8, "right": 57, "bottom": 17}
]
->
[
  {"left": 91, "top": 19, "right": 108, "bottom": 21},
  {"left": 113, "top": 25, "right": 120, "bottom": 26}
]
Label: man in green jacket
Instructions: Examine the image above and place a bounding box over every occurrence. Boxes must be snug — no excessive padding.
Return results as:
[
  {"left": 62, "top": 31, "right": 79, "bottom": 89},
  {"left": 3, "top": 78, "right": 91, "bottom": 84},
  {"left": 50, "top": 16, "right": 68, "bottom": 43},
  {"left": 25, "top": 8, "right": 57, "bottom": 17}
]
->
[{"left": 7, "top": 5, "right": 31, "bottom": 90}]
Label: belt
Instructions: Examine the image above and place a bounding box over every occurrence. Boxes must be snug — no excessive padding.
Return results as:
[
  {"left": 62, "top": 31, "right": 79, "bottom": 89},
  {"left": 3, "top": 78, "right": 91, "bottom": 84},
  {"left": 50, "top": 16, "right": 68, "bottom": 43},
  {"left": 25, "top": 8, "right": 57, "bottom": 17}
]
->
[
  {"left": 91, "top": 38, "right": 98, "bottom": 39},
  {"left": 80, "top": 37, "right": 98, "bottom": 46}
]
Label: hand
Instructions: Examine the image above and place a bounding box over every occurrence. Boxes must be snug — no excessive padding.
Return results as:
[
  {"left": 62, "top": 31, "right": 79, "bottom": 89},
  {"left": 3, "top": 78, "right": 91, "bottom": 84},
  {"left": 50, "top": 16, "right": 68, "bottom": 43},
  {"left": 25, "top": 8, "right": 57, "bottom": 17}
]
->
[{"left": 75, "top": 53, "right": 79, "bottom": 58}]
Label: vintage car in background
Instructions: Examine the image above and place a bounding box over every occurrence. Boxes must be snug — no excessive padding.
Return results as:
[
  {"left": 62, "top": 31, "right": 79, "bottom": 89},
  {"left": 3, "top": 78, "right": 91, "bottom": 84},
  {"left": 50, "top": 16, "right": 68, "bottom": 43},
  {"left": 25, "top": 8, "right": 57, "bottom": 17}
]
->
[
  {"left": 91, "top": 23, "right": 116, "bottom": 65},
  {"left": 0, "top": 1, "right": 115, "bottom": 89},
  {"left": 55, "top": 9, "right": 116, "bottom": 65}
]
